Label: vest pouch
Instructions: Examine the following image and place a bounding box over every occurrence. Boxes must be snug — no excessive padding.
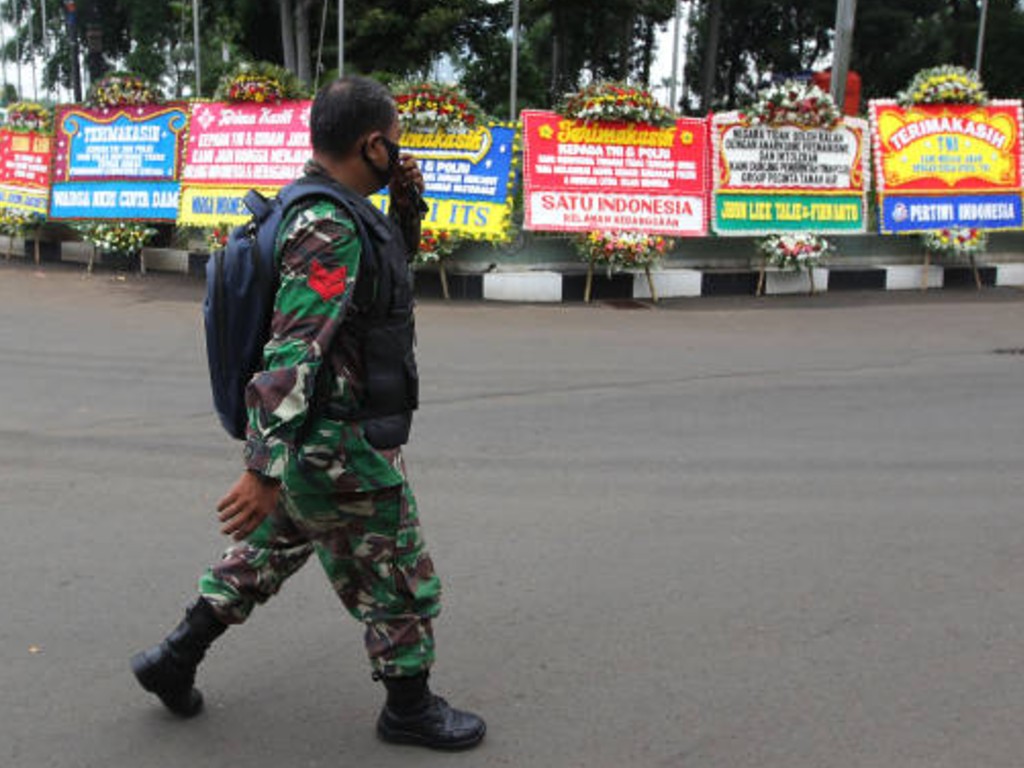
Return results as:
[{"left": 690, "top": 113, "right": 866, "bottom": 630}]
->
[
  {"left": 361, "top": 412, "right": 412, "bottom": 450},
  {"left": 359, "top": 315, "right": 418, "bottom": 413}
]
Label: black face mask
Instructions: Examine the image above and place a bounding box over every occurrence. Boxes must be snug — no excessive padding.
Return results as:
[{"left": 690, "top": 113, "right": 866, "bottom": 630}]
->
[{"left": 362, "top": 135, "right": 400, "bottom": 188}]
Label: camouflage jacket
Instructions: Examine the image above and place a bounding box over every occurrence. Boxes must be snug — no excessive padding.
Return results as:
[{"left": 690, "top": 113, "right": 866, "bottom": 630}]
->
[{"left": 242, "top": 162, "right": 418, "bottom": 494}]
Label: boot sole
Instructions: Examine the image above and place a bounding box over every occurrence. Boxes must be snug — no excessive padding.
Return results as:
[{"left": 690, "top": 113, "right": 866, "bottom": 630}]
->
[{"left": 377, "top": 722, "right": 486, "bottom": 751}]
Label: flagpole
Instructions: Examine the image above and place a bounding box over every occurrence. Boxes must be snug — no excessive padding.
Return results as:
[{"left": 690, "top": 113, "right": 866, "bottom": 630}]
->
[
  {"left": 338, "top": 0, "right": 344, "bottom": 76},
  {"left": 509, "top": 0, "right": 520, "bottom": 120},
  {"left": 192, "top": 0, "right": 201, "bottom": 96},
  {"left": 975, "top": 0, "right": 989, "bottom": 73}
]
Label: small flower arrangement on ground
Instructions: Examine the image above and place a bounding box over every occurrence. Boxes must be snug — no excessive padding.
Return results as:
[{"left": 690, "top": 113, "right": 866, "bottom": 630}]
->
[
  {"left": 416, "top": 228, "right": 461, "bottom": 265},
  {"left": 0, "top": 208, "right": 44, "bottom": 236},
  {"left": 4, "top": 102, "right": 52, "bottom": 133},
  {"left": 77, "top": 221, "right": 157, "bottom": 258},
  {"left": 205, "top": 223, "right": 234, "bottom": 253},
  {"left": 742, "top": 80, "right": 842, "bottom": 130},
  {"left": 922, "top": 227, "right": 988, "bottom": 259},
  {"left": 576, "top": 230, "right": 672, "bottom": 273},
  {"left": 393, "top": 82, "right": 486, "bottom": 133},
  {"left": 215, "top": 62, "right": 307, "bottom": 103},
  {"left": 560, "top": 81, "right": 675, "bottom": 127},
  {"left": 758, "top": 233, "right": 832, "bottom": 271},
  {"left": 86, "top": 72, "right": 161, "bottom": 108},
  {"left": 898, "top": 66, "right": 988, "bottom": 107}
]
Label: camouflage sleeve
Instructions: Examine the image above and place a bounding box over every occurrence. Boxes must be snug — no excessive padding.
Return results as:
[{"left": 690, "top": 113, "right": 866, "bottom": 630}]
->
[{"left": 242, "top": 201, "right": 361, "bottom": 480}]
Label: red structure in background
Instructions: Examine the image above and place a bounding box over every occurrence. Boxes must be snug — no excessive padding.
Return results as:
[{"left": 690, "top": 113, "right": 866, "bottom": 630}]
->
[{"left": 813, "top": 70, "right": 862, "bottom": 116}]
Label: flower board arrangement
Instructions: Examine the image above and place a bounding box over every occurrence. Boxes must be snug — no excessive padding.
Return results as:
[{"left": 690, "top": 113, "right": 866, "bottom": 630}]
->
[
  {"left": 560, "top": 81, "right": 675, "bottom": 127},
  {"left": 741, "top": 80, "right": 842, "bottom": 130},
  {"left": 215, "top": 62, "right": 307, "bottom": 104},
  {"left": 758, "top": 233, "right": 832, "bottom": 271},
  {"left": 392, "top": 82, "right": 487, "bottom": 133},
  {"left": 897, "top": 66, "right": 988, "bottom": 107},
  {"left": 4, "top": 102, "right": 52, "bottom": 134},
  {"left": 86, "top": 72, "right": 161, "bottom": 108}
]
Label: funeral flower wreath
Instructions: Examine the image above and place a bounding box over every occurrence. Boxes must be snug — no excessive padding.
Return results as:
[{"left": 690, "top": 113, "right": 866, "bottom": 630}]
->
[
  {"left": 742, "top": 80, "right": 842, "bottom": 131},
  {"left": 560, "top": 81, "right": 675, "bottom": 127},
  {"left": 898, "top": 66, "right": 988, "bottom": 107},
  {"left": 393, "top": 82, "right": 487, "bottom": 133},
  {"left": 4, "top": 102, "right": 52, "bottom": 133},
  {"left": 86, "top": 73, "right": 160, "bottom": 108},
  {"left": 215, "top": 62, "right": 307, "bottom": 104}
]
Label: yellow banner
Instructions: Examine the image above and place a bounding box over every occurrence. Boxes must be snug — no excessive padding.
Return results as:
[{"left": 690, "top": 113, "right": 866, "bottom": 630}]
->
[
  {"left": 368, "top": 194, "right": 512, "bottom": 239},
  {"left": 178, "top": 186, "right": 275, "bottom": 227},
  {"left": 874, "top": 103, "right": 1021, "bottom": 190}
]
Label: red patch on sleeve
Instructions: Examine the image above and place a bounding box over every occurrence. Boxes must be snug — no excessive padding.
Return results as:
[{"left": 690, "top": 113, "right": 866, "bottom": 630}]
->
[{"left": 308, "top": 259, "right": 349, "bottom": 301}]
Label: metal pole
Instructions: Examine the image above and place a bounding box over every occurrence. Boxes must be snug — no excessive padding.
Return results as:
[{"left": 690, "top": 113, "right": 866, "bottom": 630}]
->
[
  {"left": 192, "top": 0, "right": 201, "bottom": 96},
  {"left": 1, "top": 16, "right": 7, "bottom": 100},
  {"left": 975, "top": 0, "right": 989, "bottom": 73},
  {"left": 15, "top": 1, "right": 22, "bottom": 99},
  {"left": 830, "top": 0, "right": 857, "bottom": 111},
  {"left": 342, "top": 0, "right": 350, "bottom": 76},
  {"left": 669, "top": 0, "right": 682, "bottom": 109},
  {"left": 509, "top": 0, "right": 519, "bottom": 120}
]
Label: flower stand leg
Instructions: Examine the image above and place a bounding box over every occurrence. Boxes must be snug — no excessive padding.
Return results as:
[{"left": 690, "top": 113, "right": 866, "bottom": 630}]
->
[
  {"left": 921, "top": 250, "right": 931, "bottom": 291},
  {"left": 756, "top": 259, "right": 767, "bottom": 297},
  {"left": 584, "top": 260, "right": 594, "bottom": 304},
  {"left": 87, "top": 246, "right": 96, "bottom": 275},
  {"left": 438, "top": 260, "right": 450, "bottom": 301},
  {"left": 33, "top": 235, "right": 41, "bottom": 267},
  {"left": 970, "top": 254, "right": 982, "bottom": 291},
  {"left": 808, "top": 267, "right": 816, "bottom": 296},
  {"left": 139, "top": 250, "right": 146, "bottom": 276},
  {"left": 644, "top": 265, "right": 659, "bottom": 303}
]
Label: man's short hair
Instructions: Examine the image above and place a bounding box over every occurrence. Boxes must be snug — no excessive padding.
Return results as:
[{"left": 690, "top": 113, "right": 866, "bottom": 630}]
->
[{"left": 310, "top": 76, "right": 397, "bottom": 159}]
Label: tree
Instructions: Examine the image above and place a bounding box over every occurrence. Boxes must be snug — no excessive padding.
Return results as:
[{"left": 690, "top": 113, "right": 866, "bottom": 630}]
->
[{"left": 458, "top": 0, "right": 678, "bottom": 114}]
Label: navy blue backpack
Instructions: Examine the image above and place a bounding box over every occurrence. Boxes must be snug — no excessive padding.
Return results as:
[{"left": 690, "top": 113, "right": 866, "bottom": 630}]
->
[{"left": 203, "top": 179, "right": 367, "bottom": 440}]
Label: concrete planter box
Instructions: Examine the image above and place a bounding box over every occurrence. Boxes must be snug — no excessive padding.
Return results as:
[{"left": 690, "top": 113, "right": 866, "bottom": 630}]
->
[
  {"left": 884, "top": 265, "right": 944, "bottom": 291},
  {"left": 764, "top": 268, "right": 830, "bottom": 296},
  {"left": 483, "top": 271, "right": 563, "bottom": 302},
  {"left": 633, "top": 269, "right": 703, "bottom": 299}
]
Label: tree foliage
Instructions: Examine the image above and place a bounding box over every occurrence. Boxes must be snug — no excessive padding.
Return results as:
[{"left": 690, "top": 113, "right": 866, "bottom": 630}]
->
[
  {"left": 1, "top": 0, "right": 1023, "bottom": 111},
  {"left": 683, "top": 0, "right": 1024, "bottom": 113}
]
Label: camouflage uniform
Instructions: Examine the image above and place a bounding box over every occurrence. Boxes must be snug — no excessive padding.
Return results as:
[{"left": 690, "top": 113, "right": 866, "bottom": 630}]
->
[{"left": 198, "top": 163, "right": 439, "bottom": 679}]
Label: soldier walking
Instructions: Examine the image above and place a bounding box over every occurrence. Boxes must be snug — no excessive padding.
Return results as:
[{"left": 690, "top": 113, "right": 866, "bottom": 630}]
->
[{"left": 130, "top": 75, "right": 485, "bottom": 751}]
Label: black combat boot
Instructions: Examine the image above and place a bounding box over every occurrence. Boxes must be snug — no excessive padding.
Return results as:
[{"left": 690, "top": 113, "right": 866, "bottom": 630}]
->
[
  {"left": 130, "top": 598, "right": 227, "bottom": 717},
  {"left": 376, "top": 672, "right": 486, "bottom": 750}
]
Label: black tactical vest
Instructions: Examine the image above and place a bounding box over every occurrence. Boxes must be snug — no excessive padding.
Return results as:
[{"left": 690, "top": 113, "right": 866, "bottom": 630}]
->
[{"left": 317, "top": 183, "right": 419, "bottom": 449}]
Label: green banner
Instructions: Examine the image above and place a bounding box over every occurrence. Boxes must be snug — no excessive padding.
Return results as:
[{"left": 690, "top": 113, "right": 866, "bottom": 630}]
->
[{"left": 715, "top": 193, "right": 865, "bottom": 234}]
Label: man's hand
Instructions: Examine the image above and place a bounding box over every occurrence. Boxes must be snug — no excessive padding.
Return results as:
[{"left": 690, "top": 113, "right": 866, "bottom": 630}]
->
[
  {"left": 217, "top": 471, "right": 280, "bottom": 541},
  {"left": 388, "top": 154, "right": 426, "bottom": 213}
]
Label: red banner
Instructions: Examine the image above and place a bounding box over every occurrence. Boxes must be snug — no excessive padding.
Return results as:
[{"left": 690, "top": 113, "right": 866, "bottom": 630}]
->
[
  {"left": 0, "top": 130, "right": 53, "bottom": 188},
  {"left": 521, "top": 110, "right": 709, "bottom": 236}
]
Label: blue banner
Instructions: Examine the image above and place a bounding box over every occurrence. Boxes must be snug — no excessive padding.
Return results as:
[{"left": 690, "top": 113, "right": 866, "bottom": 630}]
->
[
  {"left": 881, "top": 193, "right": 1023, "bottom": 233},
  {"left": 412, "top": 125, "right": 516, "bottom": 204},
  {"left": 49, "top": 181, "right": 181, "bottom": 220},
  {"left": 58, "top": 107, "right": 187, "bottom": 181}
]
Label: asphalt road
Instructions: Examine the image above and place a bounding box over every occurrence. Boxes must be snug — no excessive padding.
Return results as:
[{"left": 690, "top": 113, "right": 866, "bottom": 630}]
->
[{"left": 3, "top": 261, "right": 1024, "bottom": 768}]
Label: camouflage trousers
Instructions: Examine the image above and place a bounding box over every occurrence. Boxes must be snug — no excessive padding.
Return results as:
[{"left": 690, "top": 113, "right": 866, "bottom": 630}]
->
[{"left": 197, "top": 474, "right": 441, "bottom": 679}]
